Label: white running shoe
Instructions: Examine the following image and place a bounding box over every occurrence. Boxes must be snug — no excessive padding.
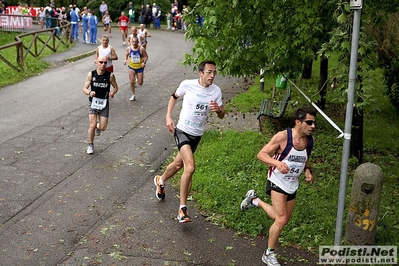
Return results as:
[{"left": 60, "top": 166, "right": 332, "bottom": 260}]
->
[
  {"left": 86, "top": 144, "right": 94, "bottom": 154},
  {"left": 240, "top": 189, "right": 257, "bottom": 211},
  {"left": 129, "top": 95, "right": 136, "bottom": 101},
  {"left": 262, "top": 251, "right": 281, "bottom": 266}
]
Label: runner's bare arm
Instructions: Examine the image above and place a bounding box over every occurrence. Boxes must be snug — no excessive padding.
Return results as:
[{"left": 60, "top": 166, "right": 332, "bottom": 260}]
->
[
  {"left": 123, "top": 47, "right": 130, "bottom": 65},
  {"left": 166, "top": 95, "right": 178, "bottom": 133},
  {"left": 110, "top": 46, "right": 118, "bottom": 60},
  {"left": 257, "top": 131, "right": 290, "bottom": 173},
  {"left": 109, "top": 73, "right": 118, "bottom": 98},
  {"left": 141, "top": 47, "right": 148, "bottom": 68},
  {"left": 83, "top": 72, "right": 94, "bottom": 96},
  {"left": 94, "top": 47, "right": 99, "bottom": 63}
]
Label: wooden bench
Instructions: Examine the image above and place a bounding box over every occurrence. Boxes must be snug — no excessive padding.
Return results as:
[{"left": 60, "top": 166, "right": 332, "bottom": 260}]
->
[{"left": 257, "top": 86, "right": 291, "bottom": 130}]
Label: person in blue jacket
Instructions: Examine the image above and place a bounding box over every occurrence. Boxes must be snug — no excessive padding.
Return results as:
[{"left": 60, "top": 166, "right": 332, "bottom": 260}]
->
[
  {"left": 81, "top": 8, "right": 89, "bottom": 43},
  {"left": 70, "top": 5, "right": 79, "bottom": 40},
  {"left": 89, "top": 10, "right": 98, "bottom": 44}
]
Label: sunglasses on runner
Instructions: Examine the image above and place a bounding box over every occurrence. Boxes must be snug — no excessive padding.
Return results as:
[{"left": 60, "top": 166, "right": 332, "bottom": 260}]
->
[
  {"left": 98, "top": 61, "right": 107, "bottom": 64},
  {"left": 303, "top": 120, "right": 315, "bottom": 126}
]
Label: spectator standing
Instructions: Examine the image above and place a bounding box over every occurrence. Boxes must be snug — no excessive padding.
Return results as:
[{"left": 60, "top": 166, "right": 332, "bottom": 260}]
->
[
  {"left": 117, "top": 12, "right": 129, "bottom": 45},
  {"left": 66, "top": 4, "right": 72, "bottom": 22},
  {"left": 95, "top": 35, "right": 118, "bottom": 73},
  {"left": 60, "top": 6, "right": 67, "bottom": 20},
  {"left": 14, "top": 1, "right": 22, "bottom": 14},
  {"left": 89, "top": 10, "right": 98, "bottom": 44},
  {"left": 128, "top": 4, "right": 135, "bottom": 24},
  {"left": 21, "top": 4, "right": 30, "bottom": 15},
  {"left": 139, "top": 5, "right": 145, "bottom": 24},
  {"left": 155, "top": 8, "right": 161, "bottom": 29},
  {"left": 144, "top": 4, "right": 151, "bottom": 28},
  {"left": 153, "top": 60, "right": 225, "bottom": 223},
  {"left": 37, "top": 7, "right": 45, "bottom": 29},
  {"left": 81, "top": 8, "right": 89, "bottom": 43},
  {"left": 166, "top": 11, "right": 171, "bottom": 29},
  {"left": 50, "top": 7, "right": 58, "bottom": 28},
  {"left": 0, "top": 1, "right": 4, "bottom": 14},
  {"left": 44, "top": 3, "right": 52, "bottom": 29},
  {"left": 99, "top": 1, "right": 107, "bottom": 17},
  {"left": 182, "top": 5, "right": 188, "bottom": 31},
  {"left": 70, "top": 5, "right": 79, "bottom": 40},
  {"left": 151, "top": 3, "right": 159, "bottom": 29},
  {"left": 240, "top": 107, "right": 316, "bottom": 266},
  {"left": 173, "top": 11, "right": 181, "bottom": 30},
  {"left": 171, "top": 3, "right": 177, "bottom": 17}
]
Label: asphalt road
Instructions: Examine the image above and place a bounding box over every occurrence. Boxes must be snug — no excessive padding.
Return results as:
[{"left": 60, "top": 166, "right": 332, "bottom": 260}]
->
[{"left": 0, "top": 29, "right": 317, "bottom": 265}]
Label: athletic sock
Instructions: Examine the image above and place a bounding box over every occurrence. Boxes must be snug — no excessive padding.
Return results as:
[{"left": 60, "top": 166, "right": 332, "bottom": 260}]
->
[
  {"left": 179, "top": 205, "right": 187, "bottom": 209},
  {"left": 252, "top": 197, "right": 260, "bottom": 206},
  {"left": 266, "top": 248, "right": 275, "bottom": 256}
]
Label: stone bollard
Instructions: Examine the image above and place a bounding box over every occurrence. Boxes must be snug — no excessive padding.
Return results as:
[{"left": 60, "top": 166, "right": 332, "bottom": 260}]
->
[{"left": 344, "top": 163, "right": 383, "bottom": 245}]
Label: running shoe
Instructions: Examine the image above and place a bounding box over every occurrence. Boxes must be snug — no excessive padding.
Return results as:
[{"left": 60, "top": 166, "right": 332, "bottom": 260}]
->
[
  {"left": 95, "top": 123, "right": 101, "bottom": 136},
  {"left": 240, "top": 189, "right": 257, "bottom": 211},
  {"left": 123, "top": 41, "right": 126, "bottom": 45},
  {"left": 154, "top": 175, "right": 165, "bottom": 201},
  {"left": 262, "top": 251, "right": 281, "bottom": 266},
  {"left": 86, "top": 144, "right": 94, "bottom": 154},
  {"left": 177, "top": 206, "right": 191, "bottom": 223},
  {"left": 129, "top": 95, "right": 136, "bottom": 101}
]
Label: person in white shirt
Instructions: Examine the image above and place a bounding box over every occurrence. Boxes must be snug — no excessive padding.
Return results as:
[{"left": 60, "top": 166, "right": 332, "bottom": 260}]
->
[
  {"left": 153, "top": 60, "right": 226, "bottom": 224},
  {"left": 137, "top": 23, "right": 151, "bottom": 49},
  {"left": 95, "top": 35, "right": 118, "bottom": 73}
]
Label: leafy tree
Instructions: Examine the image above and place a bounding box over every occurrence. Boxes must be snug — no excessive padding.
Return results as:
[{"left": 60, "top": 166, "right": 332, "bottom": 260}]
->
[
  {"left": 183, "top": 0, "right": 399, "bottom": 162},
  {"left": 183, "top": 0, "right": 336, "bottom": 79},
  {"left": 369, "top": 11, "right": 399, "bottom": 113}
]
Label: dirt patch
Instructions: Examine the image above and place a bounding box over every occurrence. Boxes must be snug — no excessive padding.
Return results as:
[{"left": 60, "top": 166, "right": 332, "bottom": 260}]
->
[
  {"left": 206, "top": 110, "right": 260, "bottom": 132},
  {"left": 206, "top": 77, "right": 260, "bottom": 132}
]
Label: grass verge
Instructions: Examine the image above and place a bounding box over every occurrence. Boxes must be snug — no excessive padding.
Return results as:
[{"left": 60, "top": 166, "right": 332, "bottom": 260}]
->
[
  {"left": 169, "top": 72, "right": 399, "bottom": 254},
  {"left": 0, "top": 32, "right": 71, "bottom": 88}
]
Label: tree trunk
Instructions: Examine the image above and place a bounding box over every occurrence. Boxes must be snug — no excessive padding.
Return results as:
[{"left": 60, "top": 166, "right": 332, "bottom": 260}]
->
[
  {"left": 302, "top": 60, "right": 313, "bottom": 79},
  {"left": 317, "top": 55, "right": 328, "bottom": 110},
  {"left": 351, "top": 79, "right": 364, "bottom": 163}
]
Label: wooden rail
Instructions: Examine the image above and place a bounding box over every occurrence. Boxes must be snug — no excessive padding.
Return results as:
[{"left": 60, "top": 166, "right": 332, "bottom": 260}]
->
[{"left": 0, "top": 20, "right": 71, "bottom": 72}]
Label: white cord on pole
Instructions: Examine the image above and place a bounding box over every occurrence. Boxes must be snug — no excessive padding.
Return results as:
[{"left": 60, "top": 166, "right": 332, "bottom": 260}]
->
[{"left": 288, "top": 79, "right": 346, "bottom": 139}]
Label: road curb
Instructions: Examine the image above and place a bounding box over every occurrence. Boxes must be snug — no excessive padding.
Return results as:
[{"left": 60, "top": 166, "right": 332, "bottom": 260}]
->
[{"left": 65, "top": 49, "right": 96, "bottom": 62}]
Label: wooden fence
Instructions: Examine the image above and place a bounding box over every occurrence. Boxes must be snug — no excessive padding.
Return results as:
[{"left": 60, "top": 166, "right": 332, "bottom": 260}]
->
[{"left": 0, "top": 16, "right": 71, "bottom": 72}]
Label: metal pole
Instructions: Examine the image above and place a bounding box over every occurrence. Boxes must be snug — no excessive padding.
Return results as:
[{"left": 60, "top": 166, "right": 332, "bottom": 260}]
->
[
  {"left": 260, "top": 68, "right": 264, "bottom": 92},
  {"left": 334, "top": 5, "right": 362, "bottom": 246}
]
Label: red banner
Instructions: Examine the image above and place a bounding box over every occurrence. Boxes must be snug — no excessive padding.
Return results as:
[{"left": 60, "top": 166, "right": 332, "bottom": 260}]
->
[{"left": 6, "top": 6, "right": 40, "bottom": 17}]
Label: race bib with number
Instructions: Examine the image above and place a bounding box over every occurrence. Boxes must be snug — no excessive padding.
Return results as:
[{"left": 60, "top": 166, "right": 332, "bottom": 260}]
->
[
  {"left": 192, "top": 101, "right": 209, "bottom": 117},
  {"left": 131, "top": 54, "right": 141, "bottom": 63},
  {"left": 91, "top": 97, "right": 107, "bottom": 110}
]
